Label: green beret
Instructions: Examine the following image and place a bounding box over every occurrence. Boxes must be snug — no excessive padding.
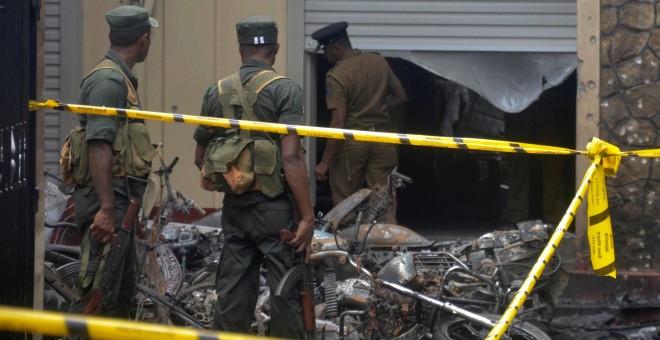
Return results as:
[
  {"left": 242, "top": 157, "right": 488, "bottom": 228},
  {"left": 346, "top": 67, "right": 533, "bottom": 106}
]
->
[
  {"left": 106, "top": 5, "right": 158, "bottom": 33},
  {"left": 236, "top": 16, "right": 278, "bottom": 45}
]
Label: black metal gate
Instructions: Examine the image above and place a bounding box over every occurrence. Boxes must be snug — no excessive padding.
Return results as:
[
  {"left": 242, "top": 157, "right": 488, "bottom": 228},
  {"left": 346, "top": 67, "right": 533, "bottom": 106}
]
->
[{"left": 0, "top": 0, "right": 39, "bottom": 339}]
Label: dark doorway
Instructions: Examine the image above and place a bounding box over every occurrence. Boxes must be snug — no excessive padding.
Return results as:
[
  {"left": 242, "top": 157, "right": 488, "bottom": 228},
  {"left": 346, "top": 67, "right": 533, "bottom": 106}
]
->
[{"left": 314, "top": 55, "right": 576, "bottom": 237}]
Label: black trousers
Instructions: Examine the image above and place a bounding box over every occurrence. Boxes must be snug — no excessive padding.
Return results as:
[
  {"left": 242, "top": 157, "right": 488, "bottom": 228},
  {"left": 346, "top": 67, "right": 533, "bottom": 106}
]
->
[{"left": 212, "top": 196, "right": 303, "bottom": 339}]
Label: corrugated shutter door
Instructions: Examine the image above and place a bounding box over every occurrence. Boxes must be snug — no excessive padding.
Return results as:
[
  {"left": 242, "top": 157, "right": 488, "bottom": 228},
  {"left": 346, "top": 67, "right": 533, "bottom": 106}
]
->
[
  {"left": 304, "top": 0, "right": 576, "bottom": 52},
  {"left": 44, "top": 0, "right": 61, "bottom": 175}
]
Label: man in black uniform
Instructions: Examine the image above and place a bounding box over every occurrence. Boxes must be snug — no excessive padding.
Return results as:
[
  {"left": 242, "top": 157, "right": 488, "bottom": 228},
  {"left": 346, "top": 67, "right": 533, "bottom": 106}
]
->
[
  {"left": 69, "top": 5, "right": 157, "bottom": 321},
  {"left": 193, "top": 16, "right": 314, "bottom": 339}
]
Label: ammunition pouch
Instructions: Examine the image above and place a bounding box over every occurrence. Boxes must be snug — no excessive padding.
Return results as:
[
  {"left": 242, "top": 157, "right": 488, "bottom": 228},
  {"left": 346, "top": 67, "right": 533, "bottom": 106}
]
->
[
  {"left": 202, "top": 136, "right": 283, "bottom": 198},
  {"left": 113, "top": 122, "right": 158, "bottom": 177},
  {"left": 60, "top": 121, "right": 156, "bottom": 186},
  {"left": 60, "top": 125, "right": 89, "bottom": 186}
]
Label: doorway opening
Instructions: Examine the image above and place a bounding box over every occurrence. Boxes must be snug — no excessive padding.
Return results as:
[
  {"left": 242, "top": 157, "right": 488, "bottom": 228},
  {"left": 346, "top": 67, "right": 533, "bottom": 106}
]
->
[{"left": 314, "top": 55, "right": 576, "bottom": 237}]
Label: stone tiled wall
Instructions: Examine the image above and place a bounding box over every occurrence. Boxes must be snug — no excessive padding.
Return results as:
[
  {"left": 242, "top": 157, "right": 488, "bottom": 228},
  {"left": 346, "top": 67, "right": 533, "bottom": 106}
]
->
[{"left": 599, "top": 0, "right": 660, "bottom": 272}]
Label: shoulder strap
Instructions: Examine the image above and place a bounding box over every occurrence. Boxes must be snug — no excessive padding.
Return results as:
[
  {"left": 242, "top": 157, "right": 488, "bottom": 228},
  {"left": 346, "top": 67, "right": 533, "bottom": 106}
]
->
[
  {"left": 217, "top": 71, "right": 286, "bottom": 113},
  {"left": 231, "top": 74, "right": 257, "bottom": 140},
  {"left": 216, "top": 73, "right": 236, "bottom": 99},
  {"left": 83, "top": 60, "right": 132, "bottom": 161},
  {"left": 84, "top": 59, "right": 139, "bottom": 108},
  {"left": 218, "top": 70, "right": 287, "bottom": 141},
  {"left": 216, "top": 74, "right": 239, "bottom": 136},
  {"left": 245, "top": 70, "right": 286, "bottom": 96}
]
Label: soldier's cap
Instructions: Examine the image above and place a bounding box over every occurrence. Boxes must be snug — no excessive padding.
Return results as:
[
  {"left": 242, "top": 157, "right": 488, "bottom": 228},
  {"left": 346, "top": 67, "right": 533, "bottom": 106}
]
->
[
  {"left": 311, "top": 21, "right": 348, "bottom": 52},
  {"left": 106, "top": 5, "right": 158, "bottom": 33},
  {"left": 236, "top": 16, "right": 278, "bottom": 45}
]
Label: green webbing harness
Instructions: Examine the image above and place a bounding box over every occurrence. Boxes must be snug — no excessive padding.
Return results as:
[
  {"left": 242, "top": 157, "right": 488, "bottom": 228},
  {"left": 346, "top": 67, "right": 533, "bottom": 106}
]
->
[
  {"left": 209, "top": 70, "right": 288, "bottom": 197},
  {"left": 218, "top": 70, "right": 286, "bottom": 139}
]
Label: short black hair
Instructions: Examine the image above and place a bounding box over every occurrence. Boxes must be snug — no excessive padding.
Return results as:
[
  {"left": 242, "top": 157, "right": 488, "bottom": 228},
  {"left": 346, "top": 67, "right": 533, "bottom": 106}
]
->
[{"left": 109, "top": 26, "right": 150, "bottom": 47}]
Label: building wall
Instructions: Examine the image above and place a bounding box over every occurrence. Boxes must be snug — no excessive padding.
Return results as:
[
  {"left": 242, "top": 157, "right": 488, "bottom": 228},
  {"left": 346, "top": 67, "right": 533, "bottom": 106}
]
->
[
  {"left": 79, "top": 0, "right": 288, "bottom": 209},
  {"left": 593, "top": 1, "right": 660, "bottom": 272}
]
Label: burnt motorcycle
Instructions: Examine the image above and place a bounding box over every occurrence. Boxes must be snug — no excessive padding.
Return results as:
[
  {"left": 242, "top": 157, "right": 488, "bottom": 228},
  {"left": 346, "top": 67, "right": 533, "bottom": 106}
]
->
[
  {"left": 268, "top": 168, "right": 556, "bottom": 339},
  {"left": 273, "top": 222, "right": 554, "bottom": 339}
]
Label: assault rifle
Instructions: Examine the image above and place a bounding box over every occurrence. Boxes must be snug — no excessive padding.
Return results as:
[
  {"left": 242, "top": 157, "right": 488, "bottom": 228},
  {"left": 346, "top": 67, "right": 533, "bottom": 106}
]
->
[
  {"left": 278, "top": 229, "right": 315, "bottom": 340},
  {"left": 83, "top": 176, "right": 145, "bottom": 315}
]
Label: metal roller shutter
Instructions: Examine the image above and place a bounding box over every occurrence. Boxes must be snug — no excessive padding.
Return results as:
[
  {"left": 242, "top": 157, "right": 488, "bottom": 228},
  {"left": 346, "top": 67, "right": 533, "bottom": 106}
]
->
[
  {"left": 44, "top": 0, "right": 61, "bottom": 175},
  {"left": 304, "top": 0, "right": 577, "bottom": 53}
]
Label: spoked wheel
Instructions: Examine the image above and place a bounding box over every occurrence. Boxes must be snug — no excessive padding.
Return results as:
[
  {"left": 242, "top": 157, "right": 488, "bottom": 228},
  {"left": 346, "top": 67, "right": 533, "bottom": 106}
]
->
[{"left": 433, "top": 314, "right": 551, "bottom": 340}]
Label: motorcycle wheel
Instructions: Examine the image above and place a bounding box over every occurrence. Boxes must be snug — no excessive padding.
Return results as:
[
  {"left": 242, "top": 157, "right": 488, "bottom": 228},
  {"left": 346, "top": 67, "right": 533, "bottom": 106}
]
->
[{"left": 433, "top": 314, "right": 551, "bottom": 340}]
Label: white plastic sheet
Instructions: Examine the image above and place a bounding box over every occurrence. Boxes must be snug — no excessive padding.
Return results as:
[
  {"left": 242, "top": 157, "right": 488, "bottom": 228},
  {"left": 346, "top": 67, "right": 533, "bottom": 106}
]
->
[
  {"left": 44, "top": 180, "right": 69, "bottom": 226},
  {"left": 385, "top": 51, "right": 577, "bottom": 113}
]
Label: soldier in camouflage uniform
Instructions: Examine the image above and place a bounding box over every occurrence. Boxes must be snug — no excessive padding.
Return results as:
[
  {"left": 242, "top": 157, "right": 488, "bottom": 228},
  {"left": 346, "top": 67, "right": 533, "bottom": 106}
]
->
[
  {"left": 69, "top": 5, "right": 157, "bottom": 321},
  {"left": 312, "top": 21, "right": 408, "bottom": 208},
  {"left": 193, "top": 16, "right": 314, "bottom": 339}
]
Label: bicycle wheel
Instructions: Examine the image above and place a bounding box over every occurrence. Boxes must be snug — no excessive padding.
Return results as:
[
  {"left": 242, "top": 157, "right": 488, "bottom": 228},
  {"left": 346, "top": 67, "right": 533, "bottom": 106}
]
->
[
  {"left": 171, "top": 281, "right": 217, "bottom": 328},
  {"left": 433, "top": 314, "right": 551, "bottom": 340}
]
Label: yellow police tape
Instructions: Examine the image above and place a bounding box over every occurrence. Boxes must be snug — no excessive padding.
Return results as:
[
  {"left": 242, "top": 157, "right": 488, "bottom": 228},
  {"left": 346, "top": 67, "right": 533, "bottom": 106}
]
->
[
  {"left": 586, "top": 139, "right": 620, "bottom": 278},
  {"left": 30, "top": 99, "right": 586, "bottom": 155},
  {"left": 485, "top": 138, "right": 618, "bottom": 340},
  {"left": 27, "top": 100, "right": 660, "bottom": 340},
  {"left": 0, "top": 305, "right": 274, "bottom": 340}
]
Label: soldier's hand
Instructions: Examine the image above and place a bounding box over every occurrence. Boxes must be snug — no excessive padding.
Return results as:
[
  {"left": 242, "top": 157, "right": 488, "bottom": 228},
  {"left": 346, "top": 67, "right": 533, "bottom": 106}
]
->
[
  {"left": 90, "top": 207, "right": 116, "bottom": 244},
  {"left": 287, "top": 218, "right": 314, "bottom": 263}
]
